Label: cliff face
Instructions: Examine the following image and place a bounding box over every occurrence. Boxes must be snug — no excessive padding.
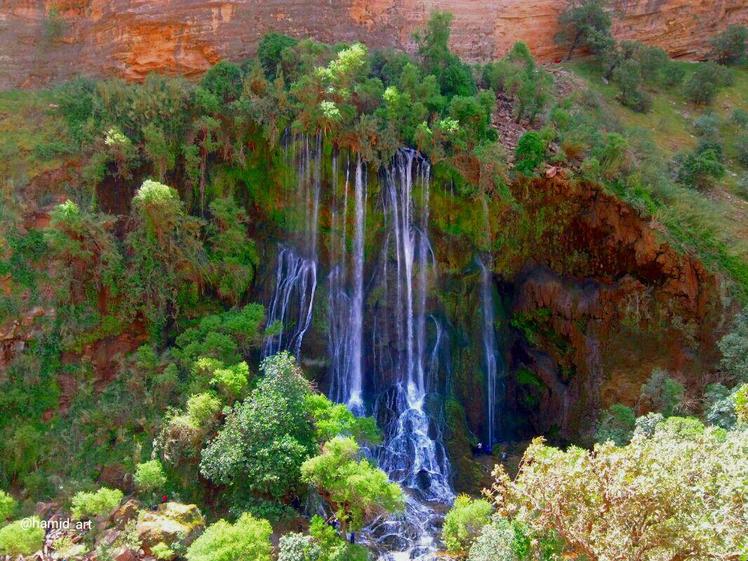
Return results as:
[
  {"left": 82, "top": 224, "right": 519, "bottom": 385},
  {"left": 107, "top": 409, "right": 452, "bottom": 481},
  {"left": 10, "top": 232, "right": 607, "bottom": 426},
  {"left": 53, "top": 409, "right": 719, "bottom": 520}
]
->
[{"left": 2, "top": 0, "right": 747, "bottom": 89}]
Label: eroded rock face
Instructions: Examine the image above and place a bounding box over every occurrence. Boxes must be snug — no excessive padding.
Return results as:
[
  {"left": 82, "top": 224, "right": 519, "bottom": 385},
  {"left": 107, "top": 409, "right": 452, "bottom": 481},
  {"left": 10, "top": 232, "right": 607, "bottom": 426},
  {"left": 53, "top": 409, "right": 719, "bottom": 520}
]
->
[
  {"left": 503, "top": 177, "right": 725, "bottom": 441},
  {"left": 2, "top": 0, "right": 746, "bottom": 88}
]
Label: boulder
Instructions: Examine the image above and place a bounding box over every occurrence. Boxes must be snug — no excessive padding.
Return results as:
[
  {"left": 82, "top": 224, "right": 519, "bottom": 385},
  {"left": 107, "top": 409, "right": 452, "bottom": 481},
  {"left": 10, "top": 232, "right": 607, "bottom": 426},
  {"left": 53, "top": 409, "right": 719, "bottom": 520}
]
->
[{"left": 135, "top": 503, "right": 204, "bottom": 553}]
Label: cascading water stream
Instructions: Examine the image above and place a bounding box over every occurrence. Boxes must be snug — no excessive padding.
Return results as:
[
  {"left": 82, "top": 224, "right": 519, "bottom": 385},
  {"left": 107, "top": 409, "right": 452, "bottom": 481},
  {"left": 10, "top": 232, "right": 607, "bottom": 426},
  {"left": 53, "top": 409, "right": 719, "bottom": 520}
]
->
[
  {"left": 263, "top": 134, "right": 321, "bottom": 358},
  {"left": 367, "top": 149, "right": 454, "bottom": 560},
  {"left": 478, "top": 257, "right": 500, "bottom": 449}
]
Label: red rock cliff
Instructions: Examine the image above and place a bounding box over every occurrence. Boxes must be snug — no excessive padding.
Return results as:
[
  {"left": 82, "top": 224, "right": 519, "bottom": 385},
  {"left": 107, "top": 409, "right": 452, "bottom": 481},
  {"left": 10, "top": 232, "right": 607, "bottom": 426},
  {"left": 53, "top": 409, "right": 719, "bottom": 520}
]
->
[{"left": 1, "top": 1, "right": 747, "bottom": 87}]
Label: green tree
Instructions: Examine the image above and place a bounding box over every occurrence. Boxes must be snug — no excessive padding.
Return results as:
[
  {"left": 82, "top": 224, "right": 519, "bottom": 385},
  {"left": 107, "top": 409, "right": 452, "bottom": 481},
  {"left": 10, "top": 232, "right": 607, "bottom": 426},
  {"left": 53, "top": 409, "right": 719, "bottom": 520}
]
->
[
  {"left": 70, "top": 487, "right": 123, "bottom": 519},
  {"left": 442, "top": 495, "right": 494, "bottom": 555},
  {"left": 126, "top": 180, "right": 205, "bottom": 334},
  {"left": 710, "top": 24, "right": 748, "bottom": 65},
  {"left": 515, "top": 131, "right": 548, "bottom": 176},
  {"left": 186, "top": 513, "right": 272, "bottom": 561},
  {"left": 200, "top": 352, "right": 316, "bottom": 500},
  {"left": 414, "top": 11, "right": 476, "bottom": 97},
  {"left": 638, "top": 369, "right": 684, "bottom": 417},
  {"left": 718, "top": 310, "right": 748, "bottom": 383},
  {"left": 258, "top": 32, "right": 299, "bottom": 79},
  {"left": 134, "top": 459, "right": 168, "bottom": 495},
  {"left": 206, "top": 197, "right": 258, "bottom": 306},
  {"left": 301, "top": 437, "right": 404, "bottom": 535},
  {"left": 556, "top": 0, "right": 613, "bottom": 60}
]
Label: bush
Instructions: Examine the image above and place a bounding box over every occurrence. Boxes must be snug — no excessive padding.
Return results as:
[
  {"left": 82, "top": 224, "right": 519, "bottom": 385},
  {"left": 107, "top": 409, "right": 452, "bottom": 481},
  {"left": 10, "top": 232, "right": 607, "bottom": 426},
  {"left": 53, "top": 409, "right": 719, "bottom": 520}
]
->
[
  {"left": 70, "top": 487, "right": 123, "bottom": 519},
  {"left": 674, "top": 146, "right": 725, "bottom": 190},
  {"left": 257, "top": 32, "right": 298, "bottom": 79},
  {"left": 736, "top": 385, "right": 748, "bottom": 424},
  {"left": 186, "top": 514, "right": 272, "bottom": 561},
  {"left": 683, "top": 63, "right": 724, "bottom": 105},
  {"left": 710, "top": 25, "right": 748, "bottom": 65},
  {"left": 639, "top": 369, "right": 684, "bottom": 417},
  {"left": 736, "top": 135, "right": 748, "bottom": 168},
  {"left": 595, "top": 403, "right": 636, "bottom": 446},
  {"left": 732, "top": 108, "right": 748, "bottom": 129},
  {"left": 152, "top": 542, "right": 176, "bottom": 561},
  {"left": 468, "top": 517, "right": 518, "bottom": 561},
  {"left": 442, "top": 495, "right": 494, "bottom": 554},
  {"left": 277, "top": 533, "right": 321, "bottom": 561},
  {"left": 134, "top": 460, "right": 168, "bottom": 494},
  {"left": 0, "top": 491, "right": 16, "bottom": 521},
  {"left": 515, "top": 131, "right": 548, "bottom": 176},
  {"left": 718, "top": 310, "right": 748, "bottom": 383},
  {"left": 186, "top": 392, "right": 222, "bottom": 427},
  {"left": 693, "top": 113, "right": 721, "bottom": 138},
  {"left": 704, "top": 384, "right": 737, "bottom": 429},
  {"left": 0, "top": 517, "right": 45, "bottom": 556}
]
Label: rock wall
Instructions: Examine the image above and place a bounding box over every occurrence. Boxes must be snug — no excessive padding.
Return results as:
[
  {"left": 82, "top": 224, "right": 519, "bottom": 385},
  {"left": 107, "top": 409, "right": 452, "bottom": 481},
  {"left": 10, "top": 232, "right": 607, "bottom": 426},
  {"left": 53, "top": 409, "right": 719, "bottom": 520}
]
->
[{"left": 2, "top": 0, "right": 747, "bottom": 89}]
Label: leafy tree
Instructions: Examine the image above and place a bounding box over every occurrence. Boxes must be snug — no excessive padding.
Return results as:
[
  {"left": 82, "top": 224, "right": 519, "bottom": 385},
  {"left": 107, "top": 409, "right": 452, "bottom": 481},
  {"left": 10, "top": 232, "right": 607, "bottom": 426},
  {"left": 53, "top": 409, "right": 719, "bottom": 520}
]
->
[
  {"left": 70, "top": 487, "right": 123, "bottom": 519},
  {"left": 200, "top": 352, "right": 316, "bottom": 500},
  {"left": 308, "top": 516, "right": 368, "bottom": 561},
  {"left": 710, "top": 24, "right": 748, "bottom": 65},
  {"left": 515, "top": 131, "right": 548, "bottom": 176},
  {"left": 301, "top": 436, "right": 404, "bottom": 535},
  {"left": 200, "top": 61, "right": 244, "bottom": 105},
  {"left": 595, "top": 403, "right": 636, "bottom": 445},
  {"left": 0, "top": 518, "right": 45, "bottom": 556},
  {"left": 258, "top": 32, "right": 299, "bottom": 79},
  {"left": 185, "top": 513, "right": 272, "bottom": 561},
  {"left": 206, "top": 197, "right": 258, "bottom": 306},
  {"left": 143, "top": 123, "right": 177, "bottom": 181},
  {"left": 489, "top": 421, "right": 748, "bottom": 561},
  {"left": 303, "top": 394, "right": 381, "bottom": 445},
  {"left": 442, "top": 495, "right": 494, "bottom": 554},
  {"left": 704, "top": 384, "right": 737, "bottom": 429},
  {"left": 683, "top": 62, "right": 729, "bottom": 105},
  {"left": 414, "top": 11, "right": 476, "bottom": 97},
  {"left": 134, "top": 459, "right": 168, "bottom": 494},
  {"left": 613, "top": 59, "right": 651, "bottom": 113},
  {"left": 127, "top": 180, "right": 205, "bottom": 334},
  {"left": 0, "top": 491, "right": 16, "bottom": 521},
  {"left": 556, "top": 0, "right": 613, "bottom": 60},
  {"left": 638, "top": 369, "right": 684, "bottom": 417}
]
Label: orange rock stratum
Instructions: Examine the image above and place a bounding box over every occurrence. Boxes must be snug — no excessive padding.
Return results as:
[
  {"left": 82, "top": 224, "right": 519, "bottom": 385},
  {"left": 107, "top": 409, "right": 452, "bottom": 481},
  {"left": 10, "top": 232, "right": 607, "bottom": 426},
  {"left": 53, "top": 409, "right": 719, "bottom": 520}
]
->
[{"left": 1, "top": 0, "right": 747, "bottom": 88}]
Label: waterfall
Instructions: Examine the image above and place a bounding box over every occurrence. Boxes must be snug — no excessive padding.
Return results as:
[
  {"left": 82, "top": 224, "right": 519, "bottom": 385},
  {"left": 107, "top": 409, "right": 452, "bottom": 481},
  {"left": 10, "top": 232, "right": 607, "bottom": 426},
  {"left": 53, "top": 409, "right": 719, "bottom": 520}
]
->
[
  {"left": 263, "top": 134, "right": 321, "bottom": 358},
  {"left": 478, "top": 257, "right": 500, "bottom": 449},
  {"left": 369, "top": 149, "right": 453, "bottom": 560},
  {"left": 328, "top": 156, "right": 367, "bottom": 413}
]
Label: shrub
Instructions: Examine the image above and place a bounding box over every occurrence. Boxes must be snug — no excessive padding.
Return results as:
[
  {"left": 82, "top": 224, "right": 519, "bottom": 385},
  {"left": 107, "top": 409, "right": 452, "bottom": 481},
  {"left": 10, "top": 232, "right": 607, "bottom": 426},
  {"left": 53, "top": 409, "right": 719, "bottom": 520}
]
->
[
  {"left": 186, "top": 514, "right": 272, "bottom": 561},
  {"left": 301, "top": 437, "right": 404, "bottom": 534},
  {"left": 257, "top": 33, "right": 298, "bottom": 79},
  {"left": 710, "top": 24, "right": 748, "bottom": 65},
  {"left": 704, "top": 384, "right": 737, "bottom": 429},
  {"left": 442, "top": 495, "right": 494, "bottom": 554},
  {"left": 0, "top": 518, "right": 45, "bottom": 556},
  {"left": 683, "top": 63, "right": 723, "bottom": 105},
  {"left": 633, "top": 412, "right": 665, "bottom": 438},
  {"left": 736, "top": 385, "right": 748, "bottom": 424},
  {"left": 595, "top": 403, "right": 636, "bottom": 446},
  {"left": 639, "top": 369, "right": 684, "bottom": 417},
  {"left": 489, "top": 425, "right": 747, "bottom": 561},
  {"left": 277, "top": 533, "right": 321, "bottom": 561},
  {"left": 186, "top": 392, "right": 222, "bottom": 427},
  {"left": 71, "top": 487, "right": 123, "bottom": 519},
  {"left": 674, "top": 146, "right": 725, "bottom": 190},
  {"left": 555, "top": 0, "right": 613, "bottom": 60},
  {"left": 134, "top": 460, "right": 168, "bottom": 494},
  {"left": 515, "top": 131, "right": 547, "bottom": 176},
  {"left": 152, "top": 542, "right": 176, "bottom": 561},
  {"left": 693, "top": 113, "right": 721, "bottom": 138},
  {"left": 718, "top": 310, "right": 748, "bottom": 383},
  {"left": 732, "top": 108, "right": 748, "bottom": 129},
  {"left": 468, "top": 517, "right": 518, "bottom": 561},
  {"left": 0, "top": 491, "right": 16, "bottom": 521},
  {"left": 736, "top": 135, "right": 748, "bottom": 168}
]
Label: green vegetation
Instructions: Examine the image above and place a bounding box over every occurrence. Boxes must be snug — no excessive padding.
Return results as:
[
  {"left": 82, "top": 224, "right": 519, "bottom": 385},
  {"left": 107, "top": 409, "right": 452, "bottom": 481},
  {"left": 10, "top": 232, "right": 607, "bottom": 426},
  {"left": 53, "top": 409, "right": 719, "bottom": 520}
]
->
[
  {"left": 0, "top": 518, "right": 45, "bottom": 556},
  {"left": 0, "top": 491, "right": 16, "bottom": 522},
  {"left": 185, "top": 514, "right": 272, "bottom": 561},
  {"left": 134, "top": 459, "right": 168, "bottom": 495},
  {"left": 442, "top": 495, "right": 494, "bottom": 554},
  {"left": 71, "top": 487, "right": 124, "bottom": 519}
]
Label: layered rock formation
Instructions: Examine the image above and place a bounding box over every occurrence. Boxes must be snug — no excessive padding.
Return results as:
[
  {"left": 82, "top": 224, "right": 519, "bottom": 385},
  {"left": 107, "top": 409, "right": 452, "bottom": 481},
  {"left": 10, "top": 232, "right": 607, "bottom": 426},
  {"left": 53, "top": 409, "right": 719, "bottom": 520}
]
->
[{"left": 2, "top": 0, "right": 746, "bottom": 89}]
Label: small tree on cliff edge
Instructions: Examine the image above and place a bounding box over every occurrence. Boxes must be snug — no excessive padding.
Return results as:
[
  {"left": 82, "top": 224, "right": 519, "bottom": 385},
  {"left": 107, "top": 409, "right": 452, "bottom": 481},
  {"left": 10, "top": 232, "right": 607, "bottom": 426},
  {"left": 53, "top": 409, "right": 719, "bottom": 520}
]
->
[{"left": 556, "top": 0, "right": 613, "bottom": 61}]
